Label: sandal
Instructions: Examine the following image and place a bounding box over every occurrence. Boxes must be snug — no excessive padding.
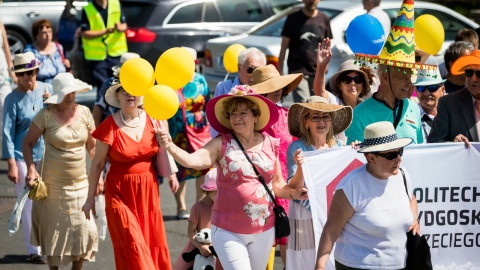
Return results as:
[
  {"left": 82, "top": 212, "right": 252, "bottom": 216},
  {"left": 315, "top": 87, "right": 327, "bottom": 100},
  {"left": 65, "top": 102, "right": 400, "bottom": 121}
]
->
[{"left": 26, "top": 254, "right": 46, "bottom": 264}]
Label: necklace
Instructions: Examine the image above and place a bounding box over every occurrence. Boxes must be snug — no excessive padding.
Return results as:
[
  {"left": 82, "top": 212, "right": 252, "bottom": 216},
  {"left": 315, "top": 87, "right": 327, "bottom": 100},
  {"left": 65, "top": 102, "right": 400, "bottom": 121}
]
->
[
  {"left": 25, "top": 90, "right": 37, "bottom": 111},
  {"left": 239, "top": 133, "right": 257, "bottom": 148},
  {"left": 120, "top": 110, "right": 141, "bottom": 128}
]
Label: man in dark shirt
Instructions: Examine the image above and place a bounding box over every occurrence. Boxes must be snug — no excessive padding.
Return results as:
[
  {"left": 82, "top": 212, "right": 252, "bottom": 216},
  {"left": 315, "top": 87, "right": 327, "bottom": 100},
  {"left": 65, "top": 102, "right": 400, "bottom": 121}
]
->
[{"left": 278, "top": 0, "right": 332, "bottom": 103}]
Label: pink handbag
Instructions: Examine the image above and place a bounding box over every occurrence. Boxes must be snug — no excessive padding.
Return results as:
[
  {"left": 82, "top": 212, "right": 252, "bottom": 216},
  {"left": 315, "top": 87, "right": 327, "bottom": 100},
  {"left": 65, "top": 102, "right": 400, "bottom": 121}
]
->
[{"left": 150, "top": 117, "right": 178, "bottom": 177}]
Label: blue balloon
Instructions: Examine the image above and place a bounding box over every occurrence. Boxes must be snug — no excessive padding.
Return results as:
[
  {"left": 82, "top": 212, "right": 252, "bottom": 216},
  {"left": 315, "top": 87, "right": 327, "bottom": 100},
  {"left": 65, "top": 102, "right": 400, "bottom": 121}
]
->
[{"left": 346, "top": 14, "right": 385, "bottom": 55}]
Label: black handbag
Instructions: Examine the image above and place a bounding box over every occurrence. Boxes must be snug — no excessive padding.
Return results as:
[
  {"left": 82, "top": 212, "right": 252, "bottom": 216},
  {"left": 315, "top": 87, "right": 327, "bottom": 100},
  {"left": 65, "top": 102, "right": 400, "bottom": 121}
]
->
[
  {"left": 231, "top": 133, "right": 291, "bottom": 239},
  {"left": 400, "top": 168, "right": 433, "bottom": 270}
]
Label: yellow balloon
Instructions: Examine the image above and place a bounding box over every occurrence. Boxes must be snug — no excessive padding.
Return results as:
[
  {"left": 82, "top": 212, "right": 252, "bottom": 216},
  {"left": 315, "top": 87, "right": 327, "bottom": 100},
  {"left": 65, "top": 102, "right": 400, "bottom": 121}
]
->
[
  {"left": 223, "top": 44, "right": 246, "bottom": 73},
  {"left": 144, "top": 85, "right": 179, "bottom": 120},
  {"left": 119, "top": 58, "right": 155, "bottom": 96},
  {"left": 414, "top": 15, "right": 445, "bottom": 56},
  {"left": 155, "top": 47, "right": 195, "bottom": 90}
]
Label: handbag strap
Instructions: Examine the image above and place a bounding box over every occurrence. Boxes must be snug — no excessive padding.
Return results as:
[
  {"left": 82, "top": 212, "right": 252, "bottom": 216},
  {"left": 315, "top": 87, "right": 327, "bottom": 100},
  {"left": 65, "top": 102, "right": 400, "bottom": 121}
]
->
[
  {"left": 230, "top": 132, "right": 280, "bottom": 208},
  {"left": 400, "top": 167, "right": 408, "bottom": 197}
]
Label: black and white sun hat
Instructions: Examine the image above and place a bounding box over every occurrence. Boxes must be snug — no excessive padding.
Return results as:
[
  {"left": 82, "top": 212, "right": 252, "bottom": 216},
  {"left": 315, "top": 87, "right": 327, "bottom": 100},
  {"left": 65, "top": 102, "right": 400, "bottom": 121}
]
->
[{"left": 357, "top": 121, "right": 413, "bottom": 153}]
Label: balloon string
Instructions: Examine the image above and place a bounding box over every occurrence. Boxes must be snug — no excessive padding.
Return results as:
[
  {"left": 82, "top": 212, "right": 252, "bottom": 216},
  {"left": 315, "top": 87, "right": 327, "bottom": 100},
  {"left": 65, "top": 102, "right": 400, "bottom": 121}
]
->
[{"left": 224, "top": 73, "right": 229, "bottom": 81}]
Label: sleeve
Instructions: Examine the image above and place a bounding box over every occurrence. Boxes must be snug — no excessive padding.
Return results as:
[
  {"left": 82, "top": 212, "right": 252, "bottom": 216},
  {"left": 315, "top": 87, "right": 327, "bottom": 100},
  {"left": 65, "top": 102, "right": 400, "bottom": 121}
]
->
[
  {"left": 335, "top": 176, "right": 356, "bottom": 210},
  {"left": 427, "top": 97, "right": 449, "bottom": 143},
  {"left": 1, "top": 95, "right": 17, "bottom": 159},
  {"left": 286, "top": 141, "right": 301, "bottom": 182},
  {"left": 188, "top": 202, "right": 200, "bottom": 226},
  {"left": 324, "top": 15, "right": 333, "bottom": 39},
  {"left": 345, "top": 108, "right": 364, "bottom": 144},
  {"left": 32, "top": 107, "right": 47, "bottom": 133},
  {"left": 120, "top": 6, "right": 127, "bottom": 24},
  {"left": 22, "top": 44, "right": 35, "bottom": 53},
  {"left": 82, "top": 106, "right": 95, "bottom": 132},
  {"left": 281, "top": 14, "right": 293, "bottom": 38},
  {"left": 80, "top": 9, "right": 90, "bottom": 31},
  {"left": 92, "top": 116, "right": 115, "bottom": 145}
]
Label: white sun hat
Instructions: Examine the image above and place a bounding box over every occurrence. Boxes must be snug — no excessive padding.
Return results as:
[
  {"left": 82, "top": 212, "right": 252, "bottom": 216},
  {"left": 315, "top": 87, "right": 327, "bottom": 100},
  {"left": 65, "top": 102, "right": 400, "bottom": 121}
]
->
[
  {"left": 44, "top": 73, "right": 92, "bottom": 104},
  {"left": 357, "top": 121, "right": 413, "bottom": 153}
]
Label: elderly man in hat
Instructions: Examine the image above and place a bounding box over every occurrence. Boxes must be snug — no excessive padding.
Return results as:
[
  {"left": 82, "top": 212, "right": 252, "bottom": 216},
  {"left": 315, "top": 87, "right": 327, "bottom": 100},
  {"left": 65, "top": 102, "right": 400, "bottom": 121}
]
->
[
  {"left": 413, "top": 69, "right": 446, "bottom": 142},
  {"left": 345, "top": 0, "right": 428, "bottom": 145},
  {"left": 428, "top": 50, "right": 480, "bottom": 147}
]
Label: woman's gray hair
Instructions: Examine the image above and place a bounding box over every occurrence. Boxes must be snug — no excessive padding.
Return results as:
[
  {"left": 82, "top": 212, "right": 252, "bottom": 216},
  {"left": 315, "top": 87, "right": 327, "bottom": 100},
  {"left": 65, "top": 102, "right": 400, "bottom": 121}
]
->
[
  {"left": 444, "top": 41, "right": 475, "bottom": 72},
  {"left": 237, "top": 47, "right": 266, "bottom": 65}
]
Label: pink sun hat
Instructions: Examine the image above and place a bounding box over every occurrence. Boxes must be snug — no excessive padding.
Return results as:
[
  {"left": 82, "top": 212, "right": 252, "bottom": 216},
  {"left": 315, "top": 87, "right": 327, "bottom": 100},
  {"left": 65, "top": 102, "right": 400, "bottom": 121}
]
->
[
  {"left": 206, "top": 84, "right": 279, "bottom": 134},
  {"left": 201, "top": 168, "right": 218, "bottom": 191}
]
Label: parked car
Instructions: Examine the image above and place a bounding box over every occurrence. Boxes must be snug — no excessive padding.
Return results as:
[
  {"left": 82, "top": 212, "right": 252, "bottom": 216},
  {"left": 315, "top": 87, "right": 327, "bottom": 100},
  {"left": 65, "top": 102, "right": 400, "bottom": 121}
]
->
[
  {"left": 203, "top": 0, "right": 479, "bottom": 94},
  {"left": 0, "top": 0, "right": 87, "bottom": 55},
  {"left": 122, "top": 0, "right": 300, "bottom": 66}
]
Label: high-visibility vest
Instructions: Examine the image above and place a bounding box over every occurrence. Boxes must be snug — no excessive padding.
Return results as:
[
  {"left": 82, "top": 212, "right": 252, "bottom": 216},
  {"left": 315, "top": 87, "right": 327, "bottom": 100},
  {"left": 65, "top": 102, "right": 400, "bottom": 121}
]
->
[{"left": 82, "top": 0, "right": 128, "bottom": 61}]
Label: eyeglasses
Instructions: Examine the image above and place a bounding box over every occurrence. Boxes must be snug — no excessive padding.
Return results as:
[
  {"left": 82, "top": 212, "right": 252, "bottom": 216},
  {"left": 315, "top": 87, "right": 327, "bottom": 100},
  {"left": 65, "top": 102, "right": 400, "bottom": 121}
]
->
[
  {"left": 340, "top": 75, "right": 363, "bottom": 84},
  {"left": 117, "top": 88, "right": 132, "bottom": 96},
  {"left": 307, "top": 114, "right": 332, "bottom": 123},
  {"left": 246, "top": 67, "right": 257, "bottom": 74},
  {"left": 416, "top": 85, "right": 442, "bottom": 93},
  {"left": 464, "top": 69, "right": 480, "bottom": 78},
  {"left": 373, "top": 148, "right": 404, "bottom": 160},
  {"left": 16, "top": 70, "right": 36, "bottom": 77}
]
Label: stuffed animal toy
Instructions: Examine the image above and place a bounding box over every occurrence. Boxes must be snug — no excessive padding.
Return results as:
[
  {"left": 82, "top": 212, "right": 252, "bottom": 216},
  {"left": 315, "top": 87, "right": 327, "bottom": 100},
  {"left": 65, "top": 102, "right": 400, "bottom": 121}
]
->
[{"left": 182, "top": 228, "right": 218, "bottom": 270}]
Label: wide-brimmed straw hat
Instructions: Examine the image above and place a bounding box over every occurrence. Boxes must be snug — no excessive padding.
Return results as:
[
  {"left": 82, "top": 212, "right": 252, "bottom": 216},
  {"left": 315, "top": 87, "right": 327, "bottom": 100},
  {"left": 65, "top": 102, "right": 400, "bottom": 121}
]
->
[
  {"left": 206, "top": 85, "right": 279, "bottom": 134},
  {"left": 112, "top": 52, "right": 140, "bottom": 77},
  {"left": 201, "top": 168, "right": 217, "bottom": 191},
  {"left": 328, "top": 60, "right": 371, "bottom": 95},
  {"left": 105, "top": 80, "right": 144, "bottom": 108},
  {"left": 287, "top": 96, "right": 353, "bottom": 137},
  {"left": 250, "top": 65, "right": 302, "bottom": 95},
  {"left": 13, "top": 52, "right": 41, "bottom": 73},
  {"left": 413, "top": 68, "right": 446, "bottom": 86},
  {"left": 450, "top": 50, "right": 480, "bottom": 75},
  {"left": 357, "top": 121, "right": 413, "bottom": 153},
  {"left": 44, "top": 73, "right": 91, "bottom": 104}
]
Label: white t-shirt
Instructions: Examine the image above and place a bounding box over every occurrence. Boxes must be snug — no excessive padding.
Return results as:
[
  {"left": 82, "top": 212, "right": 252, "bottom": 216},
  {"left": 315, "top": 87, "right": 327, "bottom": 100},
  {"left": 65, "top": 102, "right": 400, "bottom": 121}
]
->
[{"left": 334, "top": 164, "right": 414, "bottom": 269}]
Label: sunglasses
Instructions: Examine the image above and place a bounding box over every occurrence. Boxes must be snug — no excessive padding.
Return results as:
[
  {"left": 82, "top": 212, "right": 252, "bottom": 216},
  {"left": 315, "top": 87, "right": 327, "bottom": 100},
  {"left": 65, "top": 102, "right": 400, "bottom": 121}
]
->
[
  {"left": 341, "top": 75, "right": 363, "bottom": 84},
  {"left": 117, "top": 88, "right": 132, "bottom": 96},
  {"left": 16, "top": 70, "right": 36, "bottom": 77},
  {"left": 308, "top": 114, "right": 332, "bottom": 123},
  {"left": 246, "top": 67, "right": 257, "bottom": 74},
  {"left": 464, "top": 69, "right": 480, "bottom": 78},
  {"left": 373, "top": 148, "right": 404, "bottom": 160},
  {"left": 416, "top": 85, "right": 442, "bottom": 93}
]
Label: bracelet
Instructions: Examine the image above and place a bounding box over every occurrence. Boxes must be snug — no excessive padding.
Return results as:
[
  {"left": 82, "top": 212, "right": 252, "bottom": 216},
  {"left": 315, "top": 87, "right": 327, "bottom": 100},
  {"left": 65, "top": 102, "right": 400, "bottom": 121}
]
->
[
  {"left": 414, "top": 216, "right": 419, "bottom": 223},
  {"left": 289, "top": 189, "right": 294, "bottom": 200}
]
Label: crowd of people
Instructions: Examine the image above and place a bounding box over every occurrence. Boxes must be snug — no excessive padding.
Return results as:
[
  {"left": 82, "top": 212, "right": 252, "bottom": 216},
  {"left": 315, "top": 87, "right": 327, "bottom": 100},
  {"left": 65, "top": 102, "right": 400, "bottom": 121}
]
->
[{"left": 1, "top": 0, "right": 480, "bottom": 269}]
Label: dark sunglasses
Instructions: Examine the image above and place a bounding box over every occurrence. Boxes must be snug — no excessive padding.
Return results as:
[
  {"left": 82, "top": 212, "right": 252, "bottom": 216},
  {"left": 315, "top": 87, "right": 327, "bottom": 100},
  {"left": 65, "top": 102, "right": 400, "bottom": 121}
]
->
[
  {"left": 341, "top": 75, "right": 363, "bottom": 84},
  {"left": 246, "top": 67, "right": 257, "bottom": 74},
  {"left": 373, "top": 148, "right": 404, "bottom": 160},
  {"left": 464, "top": 69, "right": 480, "bottom": 78},
  {"left": 416, "top": 85, "right": 442, "bottom": 93},
  {"left": 16, "top": 70, "right": 36, "bottom": 77}
]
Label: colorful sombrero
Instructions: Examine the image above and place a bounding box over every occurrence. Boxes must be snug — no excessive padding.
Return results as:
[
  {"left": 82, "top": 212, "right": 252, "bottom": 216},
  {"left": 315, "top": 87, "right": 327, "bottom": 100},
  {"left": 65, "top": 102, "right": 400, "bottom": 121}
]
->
[{"left": 355, "top": 0, "right": 437, "bottom": 71}]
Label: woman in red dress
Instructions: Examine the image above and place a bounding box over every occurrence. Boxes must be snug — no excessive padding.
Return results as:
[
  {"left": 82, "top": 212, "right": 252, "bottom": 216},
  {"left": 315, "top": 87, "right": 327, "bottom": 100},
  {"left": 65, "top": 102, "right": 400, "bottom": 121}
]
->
[{"left": 82, "top": 81, "right": 179, "bottom": 270}]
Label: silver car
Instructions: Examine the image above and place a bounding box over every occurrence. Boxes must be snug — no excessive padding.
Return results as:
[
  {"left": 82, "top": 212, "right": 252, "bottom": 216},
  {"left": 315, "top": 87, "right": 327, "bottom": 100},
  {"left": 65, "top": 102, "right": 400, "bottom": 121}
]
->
[{"left": 204, "top": 0, "right": 479, "bottom": 99}]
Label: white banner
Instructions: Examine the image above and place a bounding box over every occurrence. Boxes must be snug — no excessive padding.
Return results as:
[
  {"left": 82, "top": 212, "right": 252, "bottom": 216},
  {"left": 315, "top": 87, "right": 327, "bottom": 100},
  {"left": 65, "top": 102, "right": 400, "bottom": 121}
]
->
[{"left": 302, "top": 143, "right": 480, "bottom": 270}]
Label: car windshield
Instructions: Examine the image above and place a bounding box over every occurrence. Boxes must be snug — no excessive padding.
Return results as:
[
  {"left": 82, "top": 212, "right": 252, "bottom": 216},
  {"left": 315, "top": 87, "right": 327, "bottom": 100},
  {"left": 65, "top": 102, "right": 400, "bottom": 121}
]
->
[{"left": 250, "top": 8, "right": 341, "bottom": 37}]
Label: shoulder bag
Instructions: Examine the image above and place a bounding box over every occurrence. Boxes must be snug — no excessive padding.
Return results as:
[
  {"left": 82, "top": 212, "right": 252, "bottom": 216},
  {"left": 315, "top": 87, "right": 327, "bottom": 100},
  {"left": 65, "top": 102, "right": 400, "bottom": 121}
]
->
[
  {"left": 28, "top": 130, "right": 47, "bottom": 201},
  {"left": 150, "top": 116, "right": 178, "bottom": 177},
  {"left": 400, "top": 168, "right": 433, "bottom": 270},
  {"left": 179, "top": 90, "right": 211, "bottom": 151},
  {"left": 231, "top": 133, "right": 290, "bottom": 239}
]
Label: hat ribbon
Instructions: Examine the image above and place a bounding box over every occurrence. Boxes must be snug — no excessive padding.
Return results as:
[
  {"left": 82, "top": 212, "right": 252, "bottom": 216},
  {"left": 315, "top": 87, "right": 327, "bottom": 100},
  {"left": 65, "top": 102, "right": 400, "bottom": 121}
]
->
[
  {"left": 361, "top": 134, "right": 398, "bottom": 147},
  {"left": 14, "top": 59, "right": 41, "bottom": 70}
]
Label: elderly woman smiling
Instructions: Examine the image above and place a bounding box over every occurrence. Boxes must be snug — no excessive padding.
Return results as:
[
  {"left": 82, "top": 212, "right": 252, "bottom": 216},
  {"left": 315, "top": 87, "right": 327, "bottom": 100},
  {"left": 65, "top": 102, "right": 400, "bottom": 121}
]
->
[{"left": 157, "top": 85, "right": 308, "bottom": 270}]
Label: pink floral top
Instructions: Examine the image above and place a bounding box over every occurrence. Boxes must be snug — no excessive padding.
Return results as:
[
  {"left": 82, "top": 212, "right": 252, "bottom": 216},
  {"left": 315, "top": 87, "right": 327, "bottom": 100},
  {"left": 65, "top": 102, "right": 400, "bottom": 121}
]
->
[{"left": 212, "top": 133, "right": 279, "bottom": 234}]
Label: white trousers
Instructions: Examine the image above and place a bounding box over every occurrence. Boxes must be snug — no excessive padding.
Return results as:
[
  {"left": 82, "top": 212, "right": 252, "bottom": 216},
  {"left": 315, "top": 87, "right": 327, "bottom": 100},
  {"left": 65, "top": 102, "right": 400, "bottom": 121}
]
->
[
  {"left": 15, "top": 161, "right": 41, "bottom": 255},
  {"left": 211, "top": 225, "right": 274, "bottom": 270}
]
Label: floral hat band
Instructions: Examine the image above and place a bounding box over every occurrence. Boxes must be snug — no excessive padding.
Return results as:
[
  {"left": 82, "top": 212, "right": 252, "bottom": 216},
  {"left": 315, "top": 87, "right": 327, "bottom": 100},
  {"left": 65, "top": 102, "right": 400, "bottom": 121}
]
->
[
  {"left": 13, "top": 52, "right": 42, "bottom": 73},
  {"left": 14, "top": 59, "right": 41, "bottom": 70}
]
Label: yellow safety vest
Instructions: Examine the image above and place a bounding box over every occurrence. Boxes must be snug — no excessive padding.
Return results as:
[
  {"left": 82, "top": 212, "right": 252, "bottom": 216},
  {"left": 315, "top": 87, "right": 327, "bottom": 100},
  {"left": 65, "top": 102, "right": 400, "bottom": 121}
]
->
[{"left": 82, "top": 0, "right": 128, "bottom": 61}]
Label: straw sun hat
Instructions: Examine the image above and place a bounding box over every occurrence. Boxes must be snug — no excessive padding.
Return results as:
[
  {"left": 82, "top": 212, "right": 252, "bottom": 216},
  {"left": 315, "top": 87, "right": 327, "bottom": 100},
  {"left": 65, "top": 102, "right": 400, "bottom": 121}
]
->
[
  {"left": 206, "top": 84, "right": 279, "bottom": 134},
  {"left": 44, "top": 73, "right": 91, "bottom": 104},
  {"left": 287, "top": 96, "right": 353, "bottom": 138},
  {"left": 250, "top": 64, "right": 302, "bottom": 95},
  {"left": 13, "top": 52, "right": 41, "bottom": 73},
  {"left": 357, "top": 121, "right": 413, "bottom": 153}
]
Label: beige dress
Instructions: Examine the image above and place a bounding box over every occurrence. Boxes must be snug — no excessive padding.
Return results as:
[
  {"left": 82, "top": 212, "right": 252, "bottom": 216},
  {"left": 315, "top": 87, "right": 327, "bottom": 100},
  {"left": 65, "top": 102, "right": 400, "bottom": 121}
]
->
[{"left": 31, "top": 105, "right": 98, "bottom": 267}]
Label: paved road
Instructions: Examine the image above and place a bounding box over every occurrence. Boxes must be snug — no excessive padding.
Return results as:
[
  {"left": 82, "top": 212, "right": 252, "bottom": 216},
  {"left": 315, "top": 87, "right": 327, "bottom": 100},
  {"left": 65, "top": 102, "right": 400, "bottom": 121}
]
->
[{"left": 0, "top": 158, "right": 283, "bottom": 269}]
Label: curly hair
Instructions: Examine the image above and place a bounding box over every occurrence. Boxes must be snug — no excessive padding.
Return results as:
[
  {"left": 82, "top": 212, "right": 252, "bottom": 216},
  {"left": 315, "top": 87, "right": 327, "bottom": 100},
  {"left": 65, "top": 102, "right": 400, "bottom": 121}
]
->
[{"left": 222, "top": 97, "right": 261, "bottom": 121}]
